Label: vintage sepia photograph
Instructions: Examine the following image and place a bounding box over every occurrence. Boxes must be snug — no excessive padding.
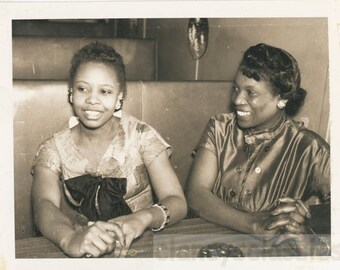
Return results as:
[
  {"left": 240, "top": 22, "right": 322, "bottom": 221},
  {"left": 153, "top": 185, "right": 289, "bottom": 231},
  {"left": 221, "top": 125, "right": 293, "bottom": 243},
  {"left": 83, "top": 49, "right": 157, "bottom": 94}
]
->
[{"left": 1, "top": 1, "right": 340, "bottom": 270}]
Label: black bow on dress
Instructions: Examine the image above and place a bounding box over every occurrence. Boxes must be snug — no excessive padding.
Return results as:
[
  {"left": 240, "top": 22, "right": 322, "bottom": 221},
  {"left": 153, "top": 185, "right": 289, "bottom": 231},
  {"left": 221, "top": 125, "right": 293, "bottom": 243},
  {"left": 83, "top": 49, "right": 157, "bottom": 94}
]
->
[{"left": 63, "top": 174, "right": 132, "bottom": 221}]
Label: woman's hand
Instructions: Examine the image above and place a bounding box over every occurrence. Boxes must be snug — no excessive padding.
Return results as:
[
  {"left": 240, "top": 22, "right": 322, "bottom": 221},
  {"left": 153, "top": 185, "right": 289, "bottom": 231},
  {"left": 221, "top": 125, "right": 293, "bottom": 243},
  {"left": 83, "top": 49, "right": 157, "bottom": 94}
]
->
[
  {"left": 252, "top": 211, "right": 282, "bottom": 242},
  {"left": 108, "top": 210, "right": 151, "bottom": 257},
  {"left": 263, "top": 197, "right": 327, "bottom": 256},
  {"left": 267, "top": 197, "right": 311, "bottom": 234},
  {"left": 252, "top": 197, "right": 311, "bottom": 242},
  {"left": 60, "top": 221, "right": 125, "bottom": 258}
]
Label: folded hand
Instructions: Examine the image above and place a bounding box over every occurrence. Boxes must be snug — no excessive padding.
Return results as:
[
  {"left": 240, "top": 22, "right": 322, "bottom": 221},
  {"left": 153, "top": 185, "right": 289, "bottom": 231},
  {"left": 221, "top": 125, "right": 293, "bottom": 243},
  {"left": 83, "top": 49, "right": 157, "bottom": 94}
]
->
[
  {"left": 267, "top": 197, "right": 311, "bottom": 234},
  {"left": 108, "top": 211, "right": 149, "bottom": 257},
  {"left": 62, "top": 220, "right": 125, "bottom": 258}
]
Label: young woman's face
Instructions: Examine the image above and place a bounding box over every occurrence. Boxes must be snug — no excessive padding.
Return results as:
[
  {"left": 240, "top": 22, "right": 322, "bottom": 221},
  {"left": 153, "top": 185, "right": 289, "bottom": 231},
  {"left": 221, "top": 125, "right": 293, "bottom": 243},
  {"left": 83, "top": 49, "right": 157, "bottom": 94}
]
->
[
  {"left": 232, "top": 70, "right": 282, "bottom": 131},
  {"left": 71, "top": 62, "right": 122, "bottom": 129}
]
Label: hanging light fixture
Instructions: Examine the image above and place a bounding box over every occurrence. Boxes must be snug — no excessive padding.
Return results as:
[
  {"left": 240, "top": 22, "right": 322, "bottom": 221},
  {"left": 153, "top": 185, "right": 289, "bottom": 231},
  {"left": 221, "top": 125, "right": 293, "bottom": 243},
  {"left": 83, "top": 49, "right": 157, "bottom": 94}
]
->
[
  {"left": 187, "top": 18, "right": 209, "bottom": 60},
  {"left": 187, "top": 18, "right": 209, "bottom": 80}
]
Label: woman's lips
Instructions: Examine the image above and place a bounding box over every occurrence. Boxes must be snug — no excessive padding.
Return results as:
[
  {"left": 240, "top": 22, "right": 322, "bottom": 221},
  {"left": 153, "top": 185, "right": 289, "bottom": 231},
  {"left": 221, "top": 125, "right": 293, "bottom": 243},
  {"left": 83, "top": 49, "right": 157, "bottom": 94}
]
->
[
  {"left": 84, "top": 110, "right": 102, "bottom": 119},
  {"left": 236, "top": 110, "right": 251, "bottom": 117}
]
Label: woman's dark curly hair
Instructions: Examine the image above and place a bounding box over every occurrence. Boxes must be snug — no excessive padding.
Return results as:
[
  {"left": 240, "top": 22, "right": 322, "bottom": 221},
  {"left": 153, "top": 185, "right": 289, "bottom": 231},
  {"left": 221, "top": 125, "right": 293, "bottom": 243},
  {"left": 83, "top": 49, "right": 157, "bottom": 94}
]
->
[
  {"left": 239, "top": 43, "right": 306, "bottom": 116},
  {"left": 68, "top": 41, "right": 127, "bottom": 99}
]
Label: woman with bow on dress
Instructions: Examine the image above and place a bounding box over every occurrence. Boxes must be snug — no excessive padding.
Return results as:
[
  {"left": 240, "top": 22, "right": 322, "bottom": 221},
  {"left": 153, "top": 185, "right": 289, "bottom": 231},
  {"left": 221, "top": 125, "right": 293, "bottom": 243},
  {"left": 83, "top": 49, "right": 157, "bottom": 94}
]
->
[{"left": 31, "top": 42, "right": 187, "bottom": 258}]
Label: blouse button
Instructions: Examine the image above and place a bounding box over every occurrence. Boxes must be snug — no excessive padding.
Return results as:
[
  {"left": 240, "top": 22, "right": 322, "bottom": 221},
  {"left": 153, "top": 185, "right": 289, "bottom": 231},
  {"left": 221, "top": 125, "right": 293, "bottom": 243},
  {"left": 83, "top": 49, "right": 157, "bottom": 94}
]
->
[
  {"left": 265, "top": 146, "right": 270, "bottom": 152},
  {"left": 245, "top": 189, "right": 252, "bottom": 196},
  {"left": 229, "top": 189, "right": 236, "bottom": 197},
  {"left": 255, "top": 167, "right": 262, "bottom": 174},
  {"left": 235, "top": 166, "right": 242, "bottom": 173}
]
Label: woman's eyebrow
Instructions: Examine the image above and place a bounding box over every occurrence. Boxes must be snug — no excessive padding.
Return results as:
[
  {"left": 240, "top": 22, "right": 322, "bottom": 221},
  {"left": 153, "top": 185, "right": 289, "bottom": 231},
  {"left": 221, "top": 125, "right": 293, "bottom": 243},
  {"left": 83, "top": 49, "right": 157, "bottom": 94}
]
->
[
  {"left": 100, "top": 84, "right": 116, "bottom": 88},
  {"left": 75, "top": 81, "right": 115, "bottom": 88},
  {"left": 74, "top": 80, "right": 89, "bottom": 84}
]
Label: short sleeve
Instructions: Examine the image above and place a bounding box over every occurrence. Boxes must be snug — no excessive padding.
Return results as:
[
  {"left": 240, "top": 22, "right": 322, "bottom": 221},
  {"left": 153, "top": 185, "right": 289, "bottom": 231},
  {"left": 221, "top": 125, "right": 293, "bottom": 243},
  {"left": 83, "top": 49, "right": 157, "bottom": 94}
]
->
[
  {"left": 193, "top": 117, "right": 217, "bottom": 156},
  {"left": 310, "top": 144, "right": 330, "bottom": 202},
  {"left": 138, "top": 123, "right": 172, "bottom": 167},
  {"left": 31, "top": 137, "right": 62, "bottom": 176}
]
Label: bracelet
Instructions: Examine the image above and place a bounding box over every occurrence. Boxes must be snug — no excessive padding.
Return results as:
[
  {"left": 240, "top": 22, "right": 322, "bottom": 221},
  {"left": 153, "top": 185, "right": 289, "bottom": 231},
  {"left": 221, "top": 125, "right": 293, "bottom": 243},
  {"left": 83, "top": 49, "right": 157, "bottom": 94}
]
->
[{"left": 151, "top": 203, "right": 170, "bottom": 232}]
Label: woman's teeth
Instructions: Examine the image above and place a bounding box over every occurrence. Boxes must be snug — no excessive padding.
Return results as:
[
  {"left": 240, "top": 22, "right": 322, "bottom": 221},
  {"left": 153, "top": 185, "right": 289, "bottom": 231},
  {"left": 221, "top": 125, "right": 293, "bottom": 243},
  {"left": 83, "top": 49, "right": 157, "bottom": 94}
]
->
[
  {"left": 237, "top": 111, "right": 251, "bottom": 117},
  {"left": 85, "top": 110, "right": 100, "bottom": 117}
]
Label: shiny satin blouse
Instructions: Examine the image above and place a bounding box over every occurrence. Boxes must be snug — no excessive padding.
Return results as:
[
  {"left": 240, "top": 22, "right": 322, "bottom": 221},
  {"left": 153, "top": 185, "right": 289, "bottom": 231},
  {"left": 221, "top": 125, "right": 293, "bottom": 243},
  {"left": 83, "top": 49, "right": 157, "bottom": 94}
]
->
[
  {"left": 32, "top": 112, "right": 171, "bottom": 213},
  {"left": 196, "top": 112, "right": 330, "bottom": 212}
]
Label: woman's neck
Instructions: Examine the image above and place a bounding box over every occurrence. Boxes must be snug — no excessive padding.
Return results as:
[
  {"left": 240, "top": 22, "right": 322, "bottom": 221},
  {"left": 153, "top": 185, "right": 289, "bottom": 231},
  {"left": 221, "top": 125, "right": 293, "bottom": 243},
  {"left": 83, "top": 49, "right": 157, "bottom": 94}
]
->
[
  {"left": 73, "top": 116, "right": 121, "bottom": 167},
  {"left": 78, "top": 116, "right": 120, "bottom": 143},
  {"left": 249, "top": 111, "right": 286, "bottom": 134}
]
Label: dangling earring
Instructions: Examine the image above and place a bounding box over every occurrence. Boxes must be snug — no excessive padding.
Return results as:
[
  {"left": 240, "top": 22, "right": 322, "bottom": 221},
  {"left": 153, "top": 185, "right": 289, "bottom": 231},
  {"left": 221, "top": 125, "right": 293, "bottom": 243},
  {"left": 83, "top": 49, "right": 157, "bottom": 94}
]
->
[
  {"left": 69, "top": 88, "right": 73, "bottom": 103},
  {"left": 114, "top": 99, "right": 124, "bottom": 112},
  {"left": 69, "top": 94, "right": 73, "bottom": 104},
  {"left": 113, "top": 99, "right": 123, "bottom": 118},
  {"left": 277, "top": 100, "right": 287, "bottom": 110}
]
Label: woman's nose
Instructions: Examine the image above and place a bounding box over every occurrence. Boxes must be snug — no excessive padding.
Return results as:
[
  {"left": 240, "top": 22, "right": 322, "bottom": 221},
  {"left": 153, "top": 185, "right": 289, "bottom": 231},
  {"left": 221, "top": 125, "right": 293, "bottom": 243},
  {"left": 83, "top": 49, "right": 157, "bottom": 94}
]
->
[
  {"left": 232, "top": 91, "right": 245, "bottom": 105},
  {"left": 86, "top": 91, "right": 100, "bottom": 104}
]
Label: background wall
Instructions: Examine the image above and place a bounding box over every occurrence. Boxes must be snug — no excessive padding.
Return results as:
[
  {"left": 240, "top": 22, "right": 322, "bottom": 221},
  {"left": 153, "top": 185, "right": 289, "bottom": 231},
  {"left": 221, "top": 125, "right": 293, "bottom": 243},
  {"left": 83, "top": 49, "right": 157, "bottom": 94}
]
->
[
  {"left": 12, "top": 19, "right": 146, "bottom": 39},
  {"left": 147, "top": 18, "right": 328, "bottom": 81},
  {"left": 12, "top": 18, "right": 329, "bottom": 139},
  {"left": 146, "top": 17, "right": 329, "bottom": 140}
]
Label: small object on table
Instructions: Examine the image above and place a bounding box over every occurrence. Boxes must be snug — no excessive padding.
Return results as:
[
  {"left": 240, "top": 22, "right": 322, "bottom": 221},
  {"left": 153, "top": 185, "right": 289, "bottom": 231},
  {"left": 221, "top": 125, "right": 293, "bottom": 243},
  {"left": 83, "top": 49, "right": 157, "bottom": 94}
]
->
[
  {"left": 197, "top": 243, "right": 244, "bottom": 257},
  {"left": 127, "top": 248, "right": 144, "bottom": 257}
]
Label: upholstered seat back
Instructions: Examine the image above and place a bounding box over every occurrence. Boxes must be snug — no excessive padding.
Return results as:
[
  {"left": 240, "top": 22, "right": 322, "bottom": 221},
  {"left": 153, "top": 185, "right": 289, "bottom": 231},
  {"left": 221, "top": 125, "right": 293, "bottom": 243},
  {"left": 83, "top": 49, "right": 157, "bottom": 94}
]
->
[{"left": 13, "top": 80, "right": 233, "bottom": 239}]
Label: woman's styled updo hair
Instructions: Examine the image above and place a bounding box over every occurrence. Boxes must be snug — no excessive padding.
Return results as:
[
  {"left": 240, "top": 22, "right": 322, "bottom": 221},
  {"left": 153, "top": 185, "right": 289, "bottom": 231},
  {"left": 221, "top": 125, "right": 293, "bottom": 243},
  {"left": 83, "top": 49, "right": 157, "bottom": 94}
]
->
[
  {"left": 68, "top": 41, "right": 127, "bottom": 99},
  {"left": 239, "top": 43, "right": 306, "bottom": 116}
]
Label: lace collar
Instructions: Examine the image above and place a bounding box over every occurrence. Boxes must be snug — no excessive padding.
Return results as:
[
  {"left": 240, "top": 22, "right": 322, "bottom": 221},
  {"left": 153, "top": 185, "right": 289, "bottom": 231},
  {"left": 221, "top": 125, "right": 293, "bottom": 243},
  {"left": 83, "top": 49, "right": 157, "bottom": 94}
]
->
[{"left": 243, "top": 113, "right": 287, "bottom": 145}]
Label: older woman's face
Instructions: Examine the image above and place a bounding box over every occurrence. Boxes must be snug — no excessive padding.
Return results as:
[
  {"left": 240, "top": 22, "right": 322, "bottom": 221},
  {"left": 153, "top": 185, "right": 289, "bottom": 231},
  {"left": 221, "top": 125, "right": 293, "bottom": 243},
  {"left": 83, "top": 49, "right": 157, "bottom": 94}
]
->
[{"left": 232, "top": 70, "right": 282, "bottom": 131}]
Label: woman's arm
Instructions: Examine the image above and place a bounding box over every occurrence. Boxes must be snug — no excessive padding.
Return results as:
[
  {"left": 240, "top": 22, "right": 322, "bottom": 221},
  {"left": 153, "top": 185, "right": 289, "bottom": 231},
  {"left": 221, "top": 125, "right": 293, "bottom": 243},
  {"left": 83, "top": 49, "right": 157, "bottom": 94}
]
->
[
  {"left": 32, "top": 167, "right": 124, "bottom": 257},
  {"left": 146, "top": 149, "right": 188, "bottom": 227},
  {"left": 32, "top": 167, "right": 77, "bottom": 246},
  {"left": 108, "top": 149, "right": 187, "bottom": 256},
  {"left": 187, "top": 147, "right": 277, "bottom": 236}
]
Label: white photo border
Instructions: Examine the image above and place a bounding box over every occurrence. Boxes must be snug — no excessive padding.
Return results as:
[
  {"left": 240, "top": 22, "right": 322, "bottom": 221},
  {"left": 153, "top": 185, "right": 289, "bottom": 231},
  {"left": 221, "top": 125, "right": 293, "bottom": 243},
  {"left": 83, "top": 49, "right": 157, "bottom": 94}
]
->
[{"left": 1, "top": 1, "right": 340, "bottom": 270}]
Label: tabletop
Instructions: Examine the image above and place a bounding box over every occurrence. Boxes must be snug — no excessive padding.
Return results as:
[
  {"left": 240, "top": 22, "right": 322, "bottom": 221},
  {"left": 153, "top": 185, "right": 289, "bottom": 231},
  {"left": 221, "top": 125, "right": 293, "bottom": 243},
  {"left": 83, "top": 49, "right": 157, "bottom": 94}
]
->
[{"left": 15, "top": 217, "right": 330, "bottom": 259}]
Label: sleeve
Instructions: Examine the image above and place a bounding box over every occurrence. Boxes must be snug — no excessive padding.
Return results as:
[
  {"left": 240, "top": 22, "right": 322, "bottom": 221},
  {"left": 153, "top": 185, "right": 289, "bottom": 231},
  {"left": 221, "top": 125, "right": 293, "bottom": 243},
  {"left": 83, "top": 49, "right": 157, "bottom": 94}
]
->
[
  {"left": 193, "top": 116, "right": 217, "bottom": 156},
  {"left": 310, "top": 143, "right": 330, "bottom": 202},
  {"left": 138, "top": 123, "right": 172, "bottom": 167},
  {"left": 31, "top": 137, "right": 62, "bottom": 176}
]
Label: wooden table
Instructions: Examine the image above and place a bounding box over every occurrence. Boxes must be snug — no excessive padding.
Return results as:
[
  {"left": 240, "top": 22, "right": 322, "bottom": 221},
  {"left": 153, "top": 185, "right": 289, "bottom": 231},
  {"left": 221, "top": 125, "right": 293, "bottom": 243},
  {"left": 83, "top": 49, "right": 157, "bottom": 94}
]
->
[{"left": 15, "top": 218, "right": 330, "bottom": 258}]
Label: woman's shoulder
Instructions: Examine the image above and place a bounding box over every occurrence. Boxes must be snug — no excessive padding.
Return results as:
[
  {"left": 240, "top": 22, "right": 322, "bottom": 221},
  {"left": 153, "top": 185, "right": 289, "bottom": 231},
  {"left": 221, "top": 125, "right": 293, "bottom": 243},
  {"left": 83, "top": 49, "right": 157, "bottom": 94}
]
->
[
  {"left": 121, "top": 111, "right": 154, "bottom": 133},
  {"left": 120, "top": 111, "right": 171, "bottom": 157},
  {"left": 208, "top": 112, "right": 236, "bottom": 126},
  {"left": 35, "top": 128, "right": 69, "bottom": 152},
  {"left": 287, "top": 118, "right": 329, "bottom": 150},
  {"left": 32, "top": 129, "right": 67, "bottom": 176},
  {"left": 36, "top": 136, "right": 57, "bottom": 155}
]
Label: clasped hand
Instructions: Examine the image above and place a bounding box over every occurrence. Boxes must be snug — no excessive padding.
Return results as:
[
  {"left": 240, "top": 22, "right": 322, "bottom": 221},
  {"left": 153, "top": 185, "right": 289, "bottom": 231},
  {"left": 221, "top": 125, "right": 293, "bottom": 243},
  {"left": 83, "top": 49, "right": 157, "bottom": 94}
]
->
[
  {"left": 62, "top": 211, "right": 148, "bottom": 258},
  {"left": 268, "top": 197, "right": 311, "bottom": 233},
  {"left": 62, "top": 220, "right": 125, "bottom": 258},
  {"left": 260, "top": 197, "right": 314, "bottom": 255},
  {"left": 107, "top": 211, "right": 149, "bottom": 257}
]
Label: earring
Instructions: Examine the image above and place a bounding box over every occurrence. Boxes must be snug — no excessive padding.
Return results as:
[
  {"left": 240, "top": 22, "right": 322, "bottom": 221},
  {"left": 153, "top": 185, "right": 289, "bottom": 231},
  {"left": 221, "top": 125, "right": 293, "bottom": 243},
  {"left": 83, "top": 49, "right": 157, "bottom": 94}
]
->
[
  {"left": 277, "top": 100, "right": 287, "bottom": 110},
  {"left": 114, "top": 99, "right": 123, "bottom": 112},
  {"left": 69, "top": 88, "right": 73, "bottom": 103}
]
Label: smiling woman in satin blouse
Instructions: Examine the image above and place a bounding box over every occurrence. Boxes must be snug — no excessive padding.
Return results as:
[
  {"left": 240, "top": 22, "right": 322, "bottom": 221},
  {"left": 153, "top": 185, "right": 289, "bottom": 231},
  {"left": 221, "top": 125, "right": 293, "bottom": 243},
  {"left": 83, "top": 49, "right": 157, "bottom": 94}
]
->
[{"left": 187, "top": 43, "right": 330, "bottom": 256}]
